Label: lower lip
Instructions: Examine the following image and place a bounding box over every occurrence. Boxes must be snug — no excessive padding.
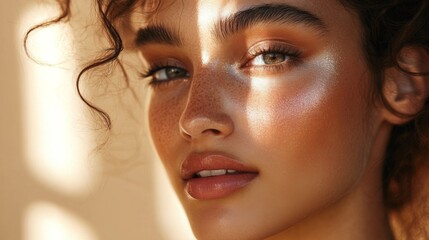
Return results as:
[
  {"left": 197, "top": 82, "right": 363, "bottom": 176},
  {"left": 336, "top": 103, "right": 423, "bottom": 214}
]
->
[{"left": 185, "top": 173, "right": 257, "bottom": 200}]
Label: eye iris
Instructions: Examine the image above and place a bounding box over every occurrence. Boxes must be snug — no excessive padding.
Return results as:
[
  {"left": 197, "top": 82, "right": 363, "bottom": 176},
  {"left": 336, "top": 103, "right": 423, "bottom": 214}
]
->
[
  {"left": 166, "top": 67, "right": 187, "bottom": 79},
  {"left": 262, "top": 53, "right": 286, "bottom": 64}
]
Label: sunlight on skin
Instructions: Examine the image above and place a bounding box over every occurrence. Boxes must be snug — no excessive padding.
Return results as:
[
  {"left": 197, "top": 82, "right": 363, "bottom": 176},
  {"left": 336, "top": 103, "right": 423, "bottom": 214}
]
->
[
  {"left": 197, "top": 1, "right": 237, "bottom": 65},
  {"left": 24, "top": 202, "right": 98, "bottom": 240},
  {"left": 245, "top": 55, "right": 335, "bottom": 143},
  {"left": 201, "top": 51, "right": 211, "bottom": 65},
  {"left": 245, "top": 77, "right": 279, "bottom": 141},
  {"left": 195, "top": 0, "right": 336, "bottom": 144},
  {"left": 19, "top": 5, "right": 100, "bottom": 197}
]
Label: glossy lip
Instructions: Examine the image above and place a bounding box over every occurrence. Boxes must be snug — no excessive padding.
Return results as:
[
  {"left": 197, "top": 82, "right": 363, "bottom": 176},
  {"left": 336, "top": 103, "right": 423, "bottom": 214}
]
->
[
  {"left": 181, "top": 152, "right": 259, "bottom": 180},
  {"left": 181, "top": 152, "right": 259, "bottom": 200}
]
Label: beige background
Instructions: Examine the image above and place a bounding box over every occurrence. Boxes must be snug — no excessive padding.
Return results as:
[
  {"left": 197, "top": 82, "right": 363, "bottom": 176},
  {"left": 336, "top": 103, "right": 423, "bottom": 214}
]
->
[{"left": 0, "top": 1, "right": 194, "bottom": 239}]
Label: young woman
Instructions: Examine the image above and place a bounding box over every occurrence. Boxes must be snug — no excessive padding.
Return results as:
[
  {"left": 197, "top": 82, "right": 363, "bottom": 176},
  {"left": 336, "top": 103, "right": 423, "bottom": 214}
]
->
[{"left": 28, "top": 0, "right": 429, "bottom": 239}]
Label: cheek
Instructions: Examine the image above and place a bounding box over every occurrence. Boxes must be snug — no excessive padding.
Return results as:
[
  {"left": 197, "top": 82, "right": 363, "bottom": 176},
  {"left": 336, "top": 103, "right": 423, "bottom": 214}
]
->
[
  {"left": 244, "top": 59, "right": 374, "bottom": 205},
  {"left": 148, "top": 91, "right": 185, "bottom": 173}
]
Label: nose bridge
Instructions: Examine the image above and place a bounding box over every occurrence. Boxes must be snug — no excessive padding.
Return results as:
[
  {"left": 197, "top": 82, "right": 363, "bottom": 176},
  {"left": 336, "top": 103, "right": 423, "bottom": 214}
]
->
[
  {"left": 187, "top": 70, "right": 220, "bottom": 115},
  {"left": 179, "top": 68, "right": 233, "bottom": 139}
]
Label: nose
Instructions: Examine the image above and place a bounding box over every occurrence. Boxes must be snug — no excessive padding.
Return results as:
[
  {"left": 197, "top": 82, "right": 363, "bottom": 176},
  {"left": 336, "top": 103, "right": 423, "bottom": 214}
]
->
[{"left": 179, "top": 74, "right": 234, "bottom": 141}]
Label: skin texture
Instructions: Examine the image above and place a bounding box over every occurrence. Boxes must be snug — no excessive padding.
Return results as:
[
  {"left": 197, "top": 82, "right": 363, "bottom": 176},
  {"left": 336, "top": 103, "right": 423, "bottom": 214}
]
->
[{"left": 134, "top": 0, "right": 397, "bottom": 239}]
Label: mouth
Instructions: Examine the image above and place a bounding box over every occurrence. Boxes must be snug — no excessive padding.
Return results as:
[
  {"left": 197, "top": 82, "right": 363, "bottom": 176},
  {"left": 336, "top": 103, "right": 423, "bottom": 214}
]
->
[
  {"left": 181, "top": 153, "right": 258, "bottom": 200},
  {"left": 194, "top": 169, "right": 243, "bottom": 178}
]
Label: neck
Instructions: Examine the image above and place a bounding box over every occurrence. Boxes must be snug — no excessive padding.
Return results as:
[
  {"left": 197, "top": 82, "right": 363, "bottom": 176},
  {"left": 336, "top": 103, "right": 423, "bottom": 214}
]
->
[
  {"left": 267, "top": 178, "right": 394, "bottom": 240},
  {"left": 267, "top": 122, "right": 394, "bottom": 240}
]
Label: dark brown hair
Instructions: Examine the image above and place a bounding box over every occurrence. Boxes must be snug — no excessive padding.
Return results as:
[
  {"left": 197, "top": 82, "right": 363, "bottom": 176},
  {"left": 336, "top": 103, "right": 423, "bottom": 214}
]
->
[
  {"left": 26, "top": 0, "right": 429, "bottom": 238},
  {"left": 336, "top": 0, "right": 429, "bottom": 204},
  {"left": 336, "top": 2, "right": 429, "bottom": 237}
]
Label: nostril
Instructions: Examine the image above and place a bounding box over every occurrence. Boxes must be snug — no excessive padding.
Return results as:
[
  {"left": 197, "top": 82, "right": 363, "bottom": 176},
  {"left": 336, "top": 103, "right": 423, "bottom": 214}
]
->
[
  {"left": 211, "top": 129, "right": 221, "bottom": 135},
  {"left": 202, "top": 129, "right": 221, "bottom": 135}
]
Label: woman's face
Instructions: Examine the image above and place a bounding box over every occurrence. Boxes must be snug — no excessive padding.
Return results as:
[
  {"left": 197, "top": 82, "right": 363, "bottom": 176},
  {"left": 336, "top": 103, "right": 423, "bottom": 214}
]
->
[{"left": 135, "top": 0, "right": 384, "bottom": 239}]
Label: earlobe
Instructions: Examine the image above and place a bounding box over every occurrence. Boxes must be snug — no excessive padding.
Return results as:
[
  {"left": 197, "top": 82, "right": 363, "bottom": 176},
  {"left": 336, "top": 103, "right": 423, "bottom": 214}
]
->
[{"left": 382, "top": 46, "right": 429, "bottom": 125}]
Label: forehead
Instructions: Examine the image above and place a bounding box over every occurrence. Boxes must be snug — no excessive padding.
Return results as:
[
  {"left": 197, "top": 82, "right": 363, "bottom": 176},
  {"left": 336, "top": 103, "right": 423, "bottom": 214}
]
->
[{"left": 133, "top": 0, "right": 357, "bottom": 29}]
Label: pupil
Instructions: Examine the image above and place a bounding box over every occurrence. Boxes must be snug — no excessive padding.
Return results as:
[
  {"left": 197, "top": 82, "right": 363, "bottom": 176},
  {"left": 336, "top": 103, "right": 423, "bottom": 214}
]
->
[{"left": 263, "top": 53, "right": 286, "bottom": 64}]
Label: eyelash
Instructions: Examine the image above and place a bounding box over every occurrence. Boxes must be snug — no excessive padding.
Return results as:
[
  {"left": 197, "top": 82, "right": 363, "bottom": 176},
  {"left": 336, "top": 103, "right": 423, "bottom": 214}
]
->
[
  {"left": 140, "top": 63, "right": 166, "bottom": 78},
  {"left": 140, "top": 43, "right": 303, "bottom": 88}
]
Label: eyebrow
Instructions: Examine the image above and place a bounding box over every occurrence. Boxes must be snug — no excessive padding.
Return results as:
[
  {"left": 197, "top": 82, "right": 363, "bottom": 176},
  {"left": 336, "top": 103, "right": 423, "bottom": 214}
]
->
[
  {"left": 135, "top": 25, "right": 182, "bottom": 46},
  {"left": 135, "top": 3, "right": 327, "bottom": 46},
  {"left": 214, "top": 4, "right": 328, "bottom": 40}
]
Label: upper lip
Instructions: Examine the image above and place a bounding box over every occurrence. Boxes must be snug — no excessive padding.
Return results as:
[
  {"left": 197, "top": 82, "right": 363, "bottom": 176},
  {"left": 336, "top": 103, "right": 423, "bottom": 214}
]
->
[{"left": 180, "top": 152, "right": 258, "bottom": 180}]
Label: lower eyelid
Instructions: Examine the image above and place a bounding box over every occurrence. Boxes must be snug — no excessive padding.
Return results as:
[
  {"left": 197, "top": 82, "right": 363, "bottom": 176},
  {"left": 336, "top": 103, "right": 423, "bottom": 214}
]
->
[{"left": 245, "top": 63, "right": 290, "bottom": 75}]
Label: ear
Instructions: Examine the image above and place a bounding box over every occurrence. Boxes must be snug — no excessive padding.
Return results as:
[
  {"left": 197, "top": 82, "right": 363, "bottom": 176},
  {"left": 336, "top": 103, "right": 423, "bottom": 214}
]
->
[{"left": 382, "top": 46, "right": 429, "bottom": 125}]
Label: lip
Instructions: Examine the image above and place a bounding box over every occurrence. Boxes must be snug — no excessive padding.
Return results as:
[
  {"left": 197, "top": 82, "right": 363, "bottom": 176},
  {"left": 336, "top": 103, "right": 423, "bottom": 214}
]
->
[{"left": 181, "top": 152, "right": 258, "bottom": 200}]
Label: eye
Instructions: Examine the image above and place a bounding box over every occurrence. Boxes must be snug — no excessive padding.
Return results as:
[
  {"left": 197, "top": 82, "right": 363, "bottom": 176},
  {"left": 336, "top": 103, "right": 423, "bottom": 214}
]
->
[
  {"left": 152, "top": 67, "right": 190, "bottom": 82},
  {"left": 251, "top": 52, "right": 288, "bottom": 66},
  {"left": 141, "top": 63, "right": 191, "bottom": 87},
  {"left": 243, "top": 41, "right": 302, "bottom": 72}
]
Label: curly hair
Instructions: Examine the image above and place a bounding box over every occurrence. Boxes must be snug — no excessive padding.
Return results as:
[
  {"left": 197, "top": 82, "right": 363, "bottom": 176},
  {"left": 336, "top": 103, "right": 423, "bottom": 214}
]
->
[
  {"left": 26, "top": 0, "right": 429, "bottom": 238},
  {"left": 336, "top": 0, "right": 429, "bottom": 208}
]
